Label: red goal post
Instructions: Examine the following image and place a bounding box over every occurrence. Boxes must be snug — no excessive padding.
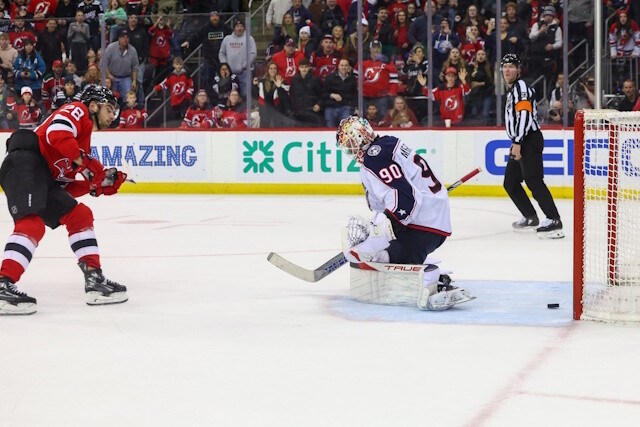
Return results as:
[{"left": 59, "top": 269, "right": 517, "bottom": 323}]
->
[{"left": 574, "top": 110, "right": 640, "bottom": 322}]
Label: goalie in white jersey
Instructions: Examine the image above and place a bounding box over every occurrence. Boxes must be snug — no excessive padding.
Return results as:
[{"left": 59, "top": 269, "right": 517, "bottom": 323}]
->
[{"left": 336, "top": 116, "right": 474, "bottom": 310}]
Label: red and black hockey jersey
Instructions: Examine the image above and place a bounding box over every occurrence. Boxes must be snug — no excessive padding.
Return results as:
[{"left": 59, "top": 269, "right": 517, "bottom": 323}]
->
[
  {"left": 149, "top": 25, "right": 173, "bottom": 61},
  {"left": 180, "top": 106, "right": 214, "bottom": 128},
  {"left": 119, "top": 107, "right": 147, "bottom": 128},
  {"left": 270, "top": 50, "right": 305, "bottom": 85},
  {"left": 357, "top": 59, "right": 399, "bottom": 98},
  {"left": 309, "top": 50, "right": 341, "bottom": 82},
  {"left": 11, "top": 103, "right": 42, "bottom": 130},
  {"left": 422, "top": 82, "right": 471, "bottom": 124},
  {"left": 154, "top": 71, "right": 193, "bottom": 107},
  {"left": 41, "top": 74, "right": 65, "bottom": 111}
]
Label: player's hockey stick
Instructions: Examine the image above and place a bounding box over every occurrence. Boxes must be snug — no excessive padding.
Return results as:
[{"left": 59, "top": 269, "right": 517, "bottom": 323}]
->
[{"left": 267, "top": 167, "right": 482, "bottom": 282}]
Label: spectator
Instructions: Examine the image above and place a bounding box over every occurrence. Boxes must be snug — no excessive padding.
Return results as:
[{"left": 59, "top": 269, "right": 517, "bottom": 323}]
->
[
  {"left": 458, "top": 4, "right": 487, "bottom": 39},
  {"left": 460, "top": 24, "right": 484, "bottom": 64},
  {"left": 408, "top": 2, "right": 444, "bottom": 49},
  {"left": 332, "top": 25, "right": 345, "bottom": 54},
  {"left": 529, "top": 6, "right": 562, "bottom": 81},
  {"left": 219, "top": 19, "right": 257, "bottom": 97},
  {"left": 52, "top": 74, "right": 81, "bottom": 110},
  {"left": 148, "top": 13, "right": 173, "bottom": 74},
  {"left": 418, "top": 66, "right": 470, "bottom": 125},
  {"left": 181, "top": 89, "right": 214, "bottom": 128},
  {"left": 439, "top": 48, "right": 468, "bottom": 84},
  {"left": 65, "top": 60, "right": 83, "bottom": 86},
  {"left": 0, "top": 0, "right": 9, "bottom": 35},
  {"left": 486, "top": 17, "right": 519, "bottom": 64},
  {"left": 406, "top": 2, "right": 418, "bottom": 23},
  {"left": 196, "top": 10, "right": 232, "bottom": 91},
  {"left": 380, "top": 96, "right": 419, "bottom": 127},
  {"left": 274, "top": 12, "right": 298, "bottom": 51},
  {"left": 12, "top": 39, "right": 45, "bottom": 99},
  {"left": 504, "top": 1, "right": 527, "bottom": 41},
  {"left": 308, "top": 0, "right": 326, "bottom": 28},
  {"left": 266, "top": 0, "right": 293, "bottom": 44},
  {"left": 568, "top": 0, "right": 593, "bottom": 71},
  {"left": 7, "top": 86, "right": 42, "bottom": 129},
  {"left": 364, "top": 103, "right": 381, "bottom": 126},
  {"left": 154, "top": 56, "right": 193, "bottom": 122},
  {"left": 372, "top": 7, "right": 394, "bottom": 55},
  {"left": 0, "top": 73, "right": 12, "bottom": 128},
  {"left": 609, "top": 8, "right": 640, "bottom": 58},
  {"left": 433, "top": 18, "right": 459, "bottom": 79},
  {"left": 403, "top": 43, "right": 429, "bottom": 121},
  {"left": 211, "top": 63, "right": 239, "bottom": 107},
  {"left": 100, "top": 28, "right": 139, "bottom": 97},
  {"left": 0, "top": 32, "right": 17, "bottom": 81},
  {"left": 68, "top": 10, "right": 90, "bottom": 75},
  {"left": 86, "top": 48, "right": 98, "bottom": 69},
  {"left": 217, "top": 89, "right": 247, "bottom": 128},
  {"left": 133, "top": 0, "right": 153, "bottom": 30},
  {"left": 119, "top": 90, "right": 147, "bottom": 128},
  {"left": 287, "top": 0, "right": 314, "bottom": 33},
  {"left": 81, "top": 63, "right": 100, "bottom": 88},
  {"left": 40, "top": 59, "right": 65, "bottom": 113},
  {"left": 549, "top": 73, "right": 564, "bottom": 104},
  {"left": 105, "top": 0, "right": 128, "bottom": 42},
  {"left": 252, "top": 62, "right": 289, "bottom": 128},
  {"left": 571, "top": 76, "right": 595, "bottom": 110},
  {"left": 320, "top": 0, "right": 344, "bottom": 36},
  {"left": 310, "top": 34, "right": 341, "bottom": 82},
  {"left": 37, "top": 19, "right": 64, "bottom": 76},
  {"left": 77, "top": 0, "right": 103, "bottom": 52},
  {"left": 359, "top": 40, "right": 398, "bottom": 116},
  {"left": 322, "top": 58, "right": 356, "bottom": 127},
  {"left": 218, "top": 0, "right": 240, "bottom": 14},
  {"left": 344, "top": 19, "right": 371, "bottom": 65},
  {"left": 271, "top": 38, "right": 304, "bottom": 86},
  {"left": 434, "top": 0, "right": 455, "bottom": 27},
  {"left": 393, "top": 9, "right": 410, "bottom": 56},
  {"left": 8, "top": 14, "right": 38, "bottom": 52},
  {"left": 297, "top": 26, "right": 316, "bottom": 58},
  {"left": 125, "top": 14, "right": 149, "bottom": 103},
  {"left": 27, "top": 0, "right": 58, "bottom": 34},
  {"left": 55, "top": 0, "right": 77, "bottom": 44},
  {"left": 617, "top": 79, "right": 638, "bottom": 111},
  {"left": 466, "top": 49, "right": 494, "bottom": 123},
  {"left": 150, "top": 0, "right": 183, "bottom": 56},
  {"left": 289, "top": 58, "right": 323, "bottom": 127},
  {"left": 547, "top": 98, "right": 575, "bottom": 126}
]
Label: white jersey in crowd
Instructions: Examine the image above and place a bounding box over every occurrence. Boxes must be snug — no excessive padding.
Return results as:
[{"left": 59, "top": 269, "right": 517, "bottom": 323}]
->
[{"left": 360, "top": 135, "right": 452, "bottom": 236}]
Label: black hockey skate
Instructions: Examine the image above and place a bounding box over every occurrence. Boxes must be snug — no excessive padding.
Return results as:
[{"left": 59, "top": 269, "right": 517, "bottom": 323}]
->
[
  {"left": 79, "top": 262, "right": 128, "bottom": 305},
  {"left": 536, "top": 219, "right": 564, "bottom": 240},
  {"left": 512, "top": 215, "right": 539, "bottom": 232},
  {"left": 0, "top": 277, "right": 36, "bottom": 315}
]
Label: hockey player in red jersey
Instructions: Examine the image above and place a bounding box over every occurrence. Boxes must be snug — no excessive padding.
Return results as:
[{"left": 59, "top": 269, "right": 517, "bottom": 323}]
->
[
  {"left": 336, "top": 116, "right": 475, "bottom": 310},
  {"left": 0, "top": 86, "right": 128, "bottom": 315}
]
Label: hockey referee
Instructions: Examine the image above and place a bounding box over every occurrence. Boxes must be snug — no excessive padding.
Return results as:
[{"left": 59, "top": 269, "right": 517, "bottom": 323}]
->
[{"left": 501, "top": 54, "right": 563, "bottom": 239}]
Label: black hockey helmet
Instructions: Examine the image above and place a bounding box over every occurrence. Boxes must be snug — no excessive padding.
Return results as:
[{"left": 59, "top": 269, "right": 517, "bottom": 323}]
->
[
  {"left": 80, "top": 85, "right": 119, "bottom": 128},
  {"left": 501, "top": 53, "right": 521, "bottom": 67}
]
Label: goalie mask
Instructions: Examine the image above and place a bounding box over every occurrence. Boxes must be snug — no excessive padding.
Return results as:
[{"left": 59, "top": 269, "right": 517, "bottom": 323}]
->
[{"left": 336, "top": 116, "right": 376, "bottom": 164}]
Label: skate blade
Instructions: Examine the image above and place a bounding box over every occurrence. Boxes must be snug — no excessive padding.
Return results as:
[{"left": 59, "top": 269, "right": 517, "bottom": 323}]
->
[
  {"left": 537, "top": 230, "right": 565, "bottom": 240},
  {"left": 86, "top": 291, "right": 128, "bottom": 306},
  {"left": 513, "top": 227, "right": 538, "bottom": 233},
  {"left": 0, "top": 301, "right": 37, "bottom": 315}
]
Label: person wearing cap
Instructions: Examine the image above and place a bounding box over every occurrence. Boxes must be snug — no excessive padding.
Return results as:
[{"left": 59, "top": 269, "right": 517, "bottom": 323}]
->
[
  {"left": 358, "top": 40, "right": 398, "bottom": 117},
  {"left": 6, "top": 86, "right": 42, "bottom": 130},
  {"left": 309, "top": 34, "right": 340, "bottom": 82},
  {"left": 271, "top": 37, "right": 306, "bottom": 85},
  {"left": 36, "top": 19, "right": 64, "bottom": 76},
  {"left": 100, "top": 27, "right": 139, "bottom": 99},
  {"left": 41, "top": 59, "right": 66, "bottom": 113},
  {"left": 500, "top": 53, "right": 563, "bottom": 238},
  {"left": 289, "top": 57, "right": 323, "bottom": 127},
  {"left": 528, "top": 5, "right": 562, "bottom": 80},
  {"left": 52, "top": 74, "right": 81, "bottom": 110},
  {"left": 609, "top": 8, "right": 640, "bottom": 59},
  {"left": 196, "top": 10, "right": 232, "bottom": 89},
  {"left": 12, "top": 38, "right": 46, "bottom": 98},
  {"left": 266, "top": 0, "right": 293, "bottom": 44},
  {"left": 418, "top": 65, "right": 469, "bottom": 125},
  {"left": 344, "top": 18, "right": 371, "bottom": 65},
  {"left": 319, "top": 0, "right": 345, "bottom": 35},
  {"left": 219, "top": 19, "right": 256, "bottom": 96}
]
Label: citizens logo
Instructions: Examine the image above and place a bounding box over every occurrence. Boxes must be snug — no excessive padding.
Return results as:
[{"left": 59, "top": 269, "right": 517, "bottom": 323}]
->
[{"left": 243, "top": 140, "right": 274, "bottom": 173}]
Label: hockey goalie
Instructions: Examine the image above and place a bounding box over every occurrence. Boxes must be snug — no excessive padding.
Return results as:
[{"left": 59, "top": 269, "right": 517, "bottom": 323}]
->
[{"left": 336, "top": 116, "right": 475, "bottom": 310}]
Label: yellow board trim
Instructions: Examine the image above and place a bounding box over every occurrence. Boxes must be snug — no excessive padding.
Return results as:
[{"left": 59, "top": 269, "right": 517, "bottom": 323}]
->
[{"left": 118, "top": 183, "right": 575, "bottom": 198}]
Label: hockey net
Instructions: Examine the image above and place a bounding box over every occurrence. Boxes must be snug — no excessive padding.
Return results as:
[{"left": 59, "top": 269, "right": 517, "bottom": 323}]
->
[{"left": 574, "top": 110, "right": 640, "bottom": 322}]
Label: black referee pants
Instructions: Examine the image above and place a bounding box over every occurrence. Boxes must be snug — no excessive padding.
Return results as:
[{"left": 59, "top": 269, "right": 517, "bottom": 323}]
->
[{"left": 503, "top": 130, "right": 560, "bottom": 220}]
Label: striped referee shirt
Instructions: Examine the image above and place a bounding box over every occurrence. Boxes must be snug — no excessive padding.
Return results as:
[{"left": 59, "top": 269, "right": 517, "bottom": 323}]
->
[{"left": 505, "top": 78, "right": 540, "bottom": 144}]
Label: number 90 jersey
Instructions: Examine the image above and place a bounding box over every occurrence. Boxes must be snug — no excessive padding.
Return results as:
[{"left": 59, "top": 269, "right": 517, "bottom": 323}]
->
[
  {"left": 35, "top": 102, "right": 95, "bottom": 183},
  {"left": 361, "top": 135, "right": 452, "bottom": 236}
]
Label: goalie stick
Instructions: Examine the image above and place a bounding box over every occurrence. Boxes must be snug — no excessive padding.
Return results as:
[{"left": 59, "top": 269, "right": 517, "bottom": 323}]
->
[{"left": 267, "top": 167, "right": 482, "bottom": 283}]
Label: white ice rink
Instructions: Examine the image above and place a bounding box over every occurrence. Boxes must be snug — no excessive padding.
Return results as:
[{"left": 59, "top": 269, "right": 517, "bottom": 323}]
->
[{"left": 1, "top": 194, "right": 640, "bottom": 427}]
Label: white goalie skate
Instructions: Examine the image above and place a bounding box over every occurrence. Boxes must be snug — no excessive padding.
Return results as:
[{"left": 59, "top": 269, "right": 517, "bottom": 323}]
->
[{"left": 417, "top": 268, "right": 476, "bottom": 311}]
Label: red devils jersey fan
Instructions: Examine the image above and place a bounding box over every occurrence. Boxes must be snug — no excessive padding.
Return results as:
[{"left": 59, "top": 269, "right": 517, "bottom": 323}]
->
[
  {"left": 270, "top": 38, "right": 305, "bottom": 85},
  {"left": 420, "top": 66, "right": 470, "bottom": 125},
  {"left": 309, "top": 35, "right": 341, "bottom": 82},
  {"left": 0, "top": 86, "right": 129, "bottom": 315}
]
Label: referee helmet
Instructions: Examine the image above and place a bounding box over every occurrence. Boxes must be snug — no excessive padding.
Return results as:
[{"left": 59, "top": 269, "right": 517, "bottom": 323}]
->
[{"left": 501, "top": 53, "right": 521, "bottom": 67}]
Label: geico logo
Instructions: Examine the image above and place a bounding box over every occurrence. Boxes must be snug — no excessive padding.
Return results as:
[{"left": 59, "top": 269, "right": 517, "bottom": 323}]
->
[
  {"left": 484, "top": 138, "right": 568, "bottom": 176},
  {"left": 89, "top": 144, "right": 197, "bottom": 167},
  {"left": 585, "top": 138, "right": 640, "bottom": 177}
]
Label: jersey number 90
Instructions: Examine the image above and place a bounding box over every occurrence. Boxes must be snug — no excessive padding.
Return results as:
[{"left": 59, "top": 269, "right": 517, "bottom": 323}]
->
[{"left": 377, "top": 156, "right": 442, "bottom": 194}]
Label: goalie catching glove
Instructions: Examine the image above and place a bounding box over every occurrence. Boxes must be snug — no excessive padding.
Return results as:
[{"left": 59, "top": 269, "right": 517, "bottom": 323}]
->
[
  {"left": 78, "top": 152, "right": 127, "bottom": 196},
  {"left": 342, "top": 212, "right": 396, "bottom": 263}
]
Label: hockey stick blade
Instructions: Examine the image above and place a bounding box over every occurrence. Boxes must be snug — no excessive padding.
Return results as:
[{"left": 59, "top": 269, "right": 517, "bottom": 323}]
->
[
  {"left": 268, "top": 167, "right": 482, "bottom": 283},
  {"left": 267, "top": 251, "right": 349, "bottom": 282}
]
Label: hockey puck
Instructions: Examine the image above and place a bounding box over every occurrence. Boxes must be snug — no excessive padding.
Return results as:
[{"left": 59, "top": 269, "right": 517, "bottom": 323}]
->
[{"left": 547, "top": 303, "right": 560, "bottom": 309}]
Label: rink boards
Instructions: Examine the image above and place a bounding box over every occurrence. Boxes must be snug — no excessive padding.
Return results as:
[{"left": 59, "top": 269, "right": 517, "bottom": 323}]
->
[{"left": 0, "top": 128, "right": 576, "bottom": 197}]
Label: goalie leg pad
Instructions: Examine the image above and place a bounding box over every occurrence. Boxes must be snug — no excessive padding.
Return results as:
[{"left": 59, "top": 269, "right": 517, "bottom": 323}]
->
[
  {"left": 342, "top": 213, "right": 396, "bottom": 263},
  {"left": 417, "top": 264, "right": 440, "bottom": 309}
]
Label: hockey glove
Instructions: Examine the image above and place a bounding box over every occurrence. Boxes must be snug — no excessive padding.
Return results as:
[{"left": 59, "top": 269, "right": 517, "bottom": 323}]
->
[
  {"left": 78, "top": 151, "right": 107, "bottom": 186},
  {"left": 91, "top": 168, "right": 127, "bottom": 197}
]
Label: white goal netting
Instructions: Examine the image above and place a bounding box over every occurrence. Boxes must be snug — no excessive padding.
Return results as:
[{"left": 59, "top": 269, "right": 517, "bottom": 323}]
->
[{"left": 578, "top": 110, "right": 640, "bottom": 322}]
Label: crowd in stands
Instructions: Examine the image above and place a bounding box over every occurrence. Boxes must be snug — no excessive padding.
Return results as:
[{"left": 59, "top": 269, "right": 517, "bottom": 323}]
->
[{"left": 0, "top": 0, "right": 640, "bottom": 130}]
